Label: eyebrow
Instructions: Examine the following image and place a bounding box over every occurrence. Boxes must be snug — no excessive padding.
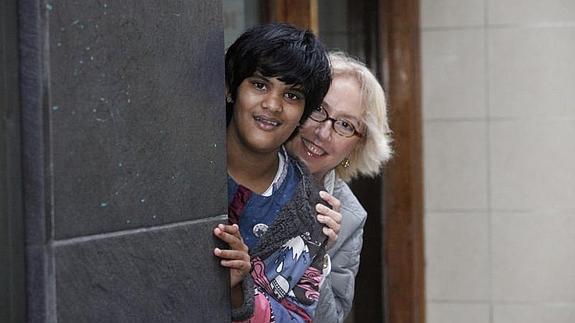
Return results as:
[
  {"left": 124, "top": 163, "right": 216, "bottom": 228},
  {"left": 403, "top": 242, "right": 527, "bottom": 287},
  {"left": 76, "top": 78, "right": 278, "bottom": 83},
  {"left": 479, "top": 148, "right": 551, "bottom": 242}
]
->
[
  {"left": 252, "top": 73, "right": 305, "bottom": 93},
  {"left": 322, "top": 102, "right": 361, "bottom": 123},
  {"left": 251, "top": 72, "right": 269, "bottom": 82},
  {"left": 288, "top": 85, "right": 305, "bottom": 94}
]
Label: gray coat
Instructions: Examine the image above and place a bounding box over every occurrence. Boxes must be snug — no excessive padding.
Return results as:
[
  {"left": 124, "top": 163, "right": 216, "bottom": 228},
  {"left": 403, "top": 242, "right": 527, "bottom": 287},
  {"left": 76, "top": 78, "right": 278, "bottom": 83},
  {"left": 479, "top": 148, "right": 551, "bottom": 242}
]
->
[{"left": 314, "top": 171, "right": 367, "bottom": 323}]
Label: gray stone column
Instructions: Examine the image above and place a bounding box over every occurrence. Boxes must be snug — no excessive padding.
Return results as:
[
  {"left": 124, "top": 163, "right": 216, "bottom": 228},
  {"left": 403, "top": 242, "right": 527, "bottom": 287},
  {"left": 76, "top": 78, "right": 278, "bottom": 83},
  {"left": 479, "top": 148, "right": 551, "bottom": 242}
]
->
[{"left": 2, "top": 0, "right": 231, "bottom": 322}]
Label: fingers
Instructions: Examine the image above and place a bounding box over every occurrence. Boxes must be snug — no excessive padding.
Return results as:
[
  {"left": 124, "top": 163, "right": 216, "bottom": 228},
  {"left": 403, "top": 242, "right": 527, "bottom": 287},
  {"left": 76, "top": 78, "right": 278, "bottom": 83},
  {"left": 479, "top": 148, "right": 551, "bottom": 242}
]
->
[
  {"left": 322, "top": 226, "right": 338, "bottom": 242},
  {"left": 213, "top": 223, "right": 250, "bottom": 263},
  {"left": 319, "top": 190, "right": 341, "bottom": 212},
  {"left": 216, "top": 248, "right": 251, "bottom": 288},
  {"left": 215, "top": 223, "right": 241, "bottom": 237},
  {"left": 219, "top": 259, "right": 251, "bottom": 271},
  {"left": 213, "top": 224, "right": 247, "bottom": 251},
  {"left": 213, "top": 248, "right": 249, "bottom": 262},
  {"left": 317, "top": 191, "right": 342, "bottom": 250},
  {"left": 213, "top": 223, "right": 252, "bottom": 288},
  {"left": 317, "top": 207, "right": 341, "bottom": 250},
  {"left": 214, "top": 248, "right": 251, "bottom": 272},
  {"left": 213, "top": 224, "right": 249, "bottom": 260},
  {"left": 322, "top": 226, "right": 338, "bottom": 250},
  {"left": 316, "top": 204, "right": 342, "bottom": 235}
]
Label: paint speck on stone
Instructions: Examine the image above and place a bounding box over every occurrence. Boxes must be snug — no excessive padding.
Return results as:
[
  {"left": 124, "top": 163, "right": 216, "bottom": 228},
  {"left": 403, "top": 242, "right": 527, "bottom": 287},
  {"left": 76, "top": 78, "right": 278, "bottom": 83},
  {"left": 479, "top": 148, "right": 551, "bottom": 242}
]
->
[
  {"left": 46, "top": 4, "right": 53, "bottom": 10},
  {"left": 118, "top": 162, "right": 123, "bottom": 167},
  {"left": 100, "top": 202, "right": 108, "bottom": 207},
  {"left": 140, "top": 198, "right": 145, "bottom": 203},
  {"left": 52, "top": 106, "right": 60, "bottom": 111},
  {"left": 72, "top": 20, "right": 85, "bottom": 29}
]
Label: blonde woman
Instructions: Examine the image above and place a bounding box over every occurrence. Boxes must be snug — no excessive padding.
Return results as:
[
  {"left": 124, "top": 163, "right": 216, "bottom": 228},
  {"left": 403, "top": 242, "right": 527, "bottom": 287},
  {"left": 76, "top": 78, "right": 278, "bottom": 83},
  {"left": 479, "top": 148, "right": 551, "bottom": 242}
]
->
[{"left": 287, "top": 51, "right": 392, "bottom": 322}]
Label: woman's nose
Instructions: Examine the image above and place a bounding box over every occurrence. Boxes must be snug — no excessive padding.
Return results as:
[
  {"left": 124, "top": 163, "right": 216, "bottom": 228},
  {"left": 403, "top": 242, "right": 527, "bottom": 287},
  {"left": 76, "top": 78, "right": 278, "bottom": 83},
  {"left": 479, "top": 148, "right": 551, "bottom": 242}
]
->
[{"left": 315, "top": 119, "right": 333, "bottom": 140}]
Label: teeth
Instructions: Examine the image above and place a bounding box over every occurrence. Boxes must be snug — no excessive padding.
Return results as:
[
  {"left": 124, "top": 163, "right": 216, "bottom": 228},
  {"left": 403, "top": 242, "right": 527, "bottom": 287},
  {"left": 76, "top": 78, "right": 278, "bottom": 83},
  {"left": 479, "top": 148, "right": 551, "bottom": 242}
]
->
[
  {"left": 303, "top": 139, "right": 325, "bottom": 156},
  {"left": 255, "top": 116, "right": 279, "bottom": 126}
]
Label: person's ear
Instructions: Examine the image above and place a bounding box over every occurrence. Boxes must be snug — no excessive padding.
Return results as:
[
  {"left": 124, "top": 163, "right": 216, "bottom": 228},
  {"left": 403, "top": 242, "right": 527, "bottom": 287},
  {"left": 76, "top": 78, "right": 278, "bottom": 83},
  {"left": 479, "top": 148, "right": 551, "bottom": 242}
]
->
[{"left": 225, "top": 87, "right": 233, "bottom": 104}]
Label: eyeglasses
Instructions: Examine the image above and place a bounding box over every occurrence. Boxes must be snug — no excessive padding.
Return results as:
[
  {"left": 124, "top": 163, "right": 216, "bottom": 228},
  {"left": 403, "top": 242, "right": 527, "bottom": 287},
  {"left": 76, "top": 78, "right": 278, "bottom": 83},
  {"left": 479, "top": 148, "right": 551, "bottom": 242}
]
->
[{"left": 309, "top": 105, "right": 364, "bottom": 138}]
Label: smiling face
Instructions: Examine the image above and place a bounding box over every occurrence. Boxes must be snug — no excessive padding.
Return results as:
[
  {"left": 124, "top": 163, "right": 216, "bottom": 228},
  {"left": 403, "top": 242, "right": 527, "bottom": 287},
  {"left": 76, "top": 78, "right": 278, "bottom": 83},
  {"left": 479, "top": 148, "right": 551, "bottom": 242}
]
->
[
  {"left": 228, "top": 73, "right": 306, "bottom": 156},
  {"left": 286, "top": 75, "right": 364, "bottom": 179}
]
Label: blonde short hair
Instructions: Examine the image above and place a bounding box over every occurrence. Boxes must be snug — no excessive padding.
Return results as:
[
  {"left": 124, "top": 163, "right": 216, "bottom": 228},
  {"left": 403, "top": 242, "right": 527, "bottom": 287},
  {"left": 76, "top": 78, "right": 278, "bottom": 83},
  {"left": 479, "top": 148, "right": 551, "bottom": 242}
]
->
[{"left": 329, "top": 51, "right": 392, "bottom": 182}]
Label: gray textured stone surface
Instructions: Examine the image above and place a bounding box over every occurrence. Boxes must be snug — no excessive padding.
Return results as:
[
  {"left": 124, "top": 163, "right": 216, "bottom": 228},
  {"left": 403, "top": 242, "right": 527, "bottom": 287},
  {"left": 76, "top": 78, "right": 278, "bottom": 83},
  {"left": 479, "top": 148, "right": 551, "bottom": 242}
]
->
[
  {"left": 48, "top": 0, "right": 226, "bottom": 239},
  {"left": 55, "top": 217, "right": 230, "bottom": 323},
  {"left": 12, "top": 0, "right": 230, "bottom": 321}
]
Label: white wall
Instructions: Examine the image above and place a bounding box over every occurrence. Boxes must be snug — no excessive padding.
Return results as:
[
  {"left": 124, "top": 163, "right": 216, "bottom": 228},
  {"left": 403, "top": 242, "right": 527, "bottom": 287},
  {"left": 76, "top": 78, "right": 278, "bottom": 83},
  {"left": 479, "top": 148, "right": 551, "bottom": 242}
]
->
[{"left": 421, "top": 1, "right": 575, "bottom": 322}]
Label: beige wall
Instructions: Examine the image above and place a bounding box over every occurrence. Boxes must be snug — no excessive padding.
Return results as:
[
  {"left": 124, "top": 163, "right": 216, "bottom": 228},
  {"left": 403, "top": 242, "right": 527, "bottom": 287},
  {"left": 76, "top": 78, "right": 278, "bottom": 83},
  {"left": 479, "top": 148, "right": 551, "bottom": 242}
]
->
[{"left": 421, "top": 0, "right": 575, "bottom": 322}]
